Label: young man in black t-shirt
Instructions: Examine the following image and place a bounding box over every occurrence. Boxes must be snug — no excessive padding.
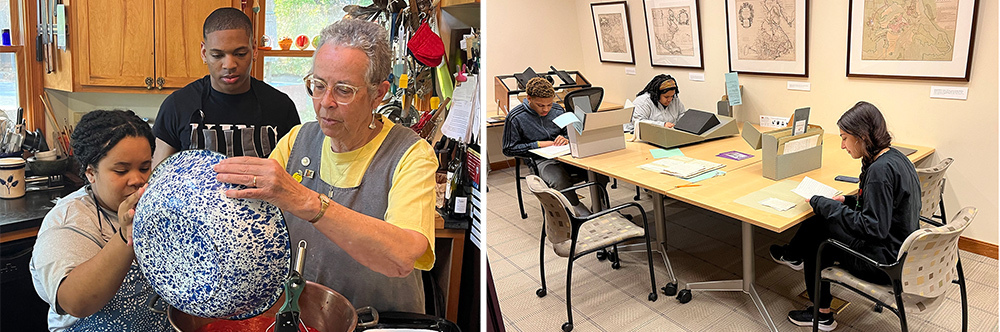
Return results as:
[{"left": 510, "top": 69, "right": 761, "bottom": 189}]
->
[{"left": 152, "top": 8, "right": 299, "bottom": 166}]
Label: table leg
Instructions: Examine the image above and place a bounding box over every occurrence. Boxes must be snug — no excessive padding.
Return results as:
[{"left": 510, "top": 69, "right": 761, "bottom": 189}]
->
[
  {"left": 685, "top": 223, "right": 777, "bottom": 332},
  {"left": 587, "top": 171, "right": 604, "bottom": 211},
  {"left": 617, "top": 192, "right": 676, "bottom": 286}
]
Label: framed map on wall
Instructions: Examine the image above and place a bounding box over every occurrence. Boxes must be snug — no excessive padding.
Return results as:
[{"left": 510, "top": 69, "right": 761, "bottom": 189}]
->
[
  {"left": 643, "top": 0, "right": 704, "bottom": 68},
  {"left": 847, "top": 0, "right": 980, "bottom": 81},
  {"left": 725, "top": 0, "right": 809, "bottom": 77},
  {"left": 591, "top": 1, "right": 636, "bottom": 64}
]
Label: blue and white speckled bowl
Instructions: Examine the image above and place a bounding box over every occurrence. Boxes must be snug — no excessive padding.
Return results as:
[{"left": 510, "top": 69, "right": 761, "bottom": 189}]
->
[{"left": 133, "top": 150, "right": 290, "bottom": 319}]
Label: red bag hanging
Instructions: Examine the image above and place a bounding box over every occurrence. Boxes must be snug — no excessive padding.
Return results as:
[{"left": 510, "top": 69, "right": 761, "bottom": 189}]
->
[{"left": 407, "top": 22, "right": 445, "bottom": 67}]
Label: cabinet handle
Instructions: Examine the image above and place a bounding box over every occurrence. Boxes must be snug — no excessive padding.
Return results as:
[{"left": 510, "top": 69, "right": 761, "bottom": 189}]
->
[
  {"left": 157, "top": 77, "right": 165, "bottom": 90},
  {"left": 145, "top": 77, "right": 153, "bottom": 90}
]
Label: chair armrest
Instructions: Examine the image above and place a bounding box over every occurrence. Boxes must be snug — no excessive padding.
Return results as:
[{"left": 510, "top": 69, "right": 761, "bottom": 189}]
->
[
  {"left": 560, "top": 181, "right": 610, "bottom": 209},
  {"left": 814, "top": 239, "right": 904, "bottom": 293},
  {"left": 920, "top": 216, "right": 945, "bottom": 227},
  {"left": 816, "top": 239, "right": 897, "bottom": 269},
  {"left": 585, "top": 202, "right": 650, "bottom": 230}
]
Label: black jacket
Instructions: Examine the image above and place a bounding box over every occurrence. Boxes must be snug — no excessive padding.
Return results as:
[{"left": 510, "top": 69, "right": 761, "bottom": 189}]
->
[{"left": 809, "top": 148, "right": 921, "bottom": 264}]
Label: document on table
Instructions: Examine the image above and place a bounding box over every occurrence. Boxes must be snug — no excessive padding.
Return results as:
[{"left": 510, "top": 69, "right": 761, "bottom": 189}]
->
[
  {"left": 760, "top": 197, "right": 796, "bottom": 211},
  {"left": 530, "top": 145, "right": 571, "bottom": 159},
  {"left": 639, "top": 155, "right": 725, "bottom": 179},
  {"left": 791, "top": 176, "right": 841, "bottom": 199},
  {"left": 649, "top": 148, "right": 683, "bottom": 159}
]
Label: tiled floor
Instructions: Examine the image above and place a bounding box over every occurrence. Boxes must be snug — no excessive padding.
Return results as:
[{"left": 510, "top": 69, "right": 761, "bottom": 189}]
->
[{"left": 487, "top": 165, "right": 999, "bottom": 332}]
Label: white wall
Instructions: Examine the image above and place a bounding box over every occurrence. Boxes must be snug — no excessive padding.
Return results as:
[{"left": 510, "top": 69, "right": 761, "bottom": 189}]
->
[
  {"left": 488, "top": 0, "right": 998, "bottom": 245},
  {"left": 483, "top": 0, "right": 587, "bottom": 109}
]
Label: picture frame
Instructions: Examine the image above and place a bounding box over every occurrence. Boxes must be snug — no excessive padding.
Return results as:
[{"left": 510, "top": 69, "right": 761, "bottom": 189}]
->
[
  {"left": 642, "top": 0, "right": 704, "bottom": 68},
  {"left": 847, "top": 0, "right": 980, "bottom": 81},
  {"left": 725, "top": 0, "right": 808, "bottom": 77},
  {"left": 591, "top": 1, "right": 636, "bottom": 64}
]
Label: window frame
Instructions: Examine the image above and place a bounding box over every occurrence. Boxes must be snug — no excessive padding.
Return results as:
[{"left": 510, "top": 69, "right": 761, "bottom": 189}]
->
[
  {"left": 245, "top": 0, "right": 316, "bottom": 81},
  {"left": 0, "top": 0, "right": 47, "bottom": 133}
]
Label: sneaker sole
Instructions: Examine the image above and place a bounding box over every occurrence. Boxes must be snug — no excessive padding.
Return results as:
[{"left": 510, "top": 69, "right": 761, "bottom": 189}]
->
[
  {"left": 770, "top": 255, "right": 804, "bottom": 271},
  {"left": 788, "top": 317, "right": 837, "bottom": 331}
]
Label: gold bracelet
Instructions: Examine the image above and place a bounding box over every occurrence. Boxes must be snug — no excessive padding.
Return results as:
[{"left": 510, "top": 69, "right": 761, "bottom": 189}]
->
[{"left": 308, "top": 194, "right": 330, "bottom": 223}]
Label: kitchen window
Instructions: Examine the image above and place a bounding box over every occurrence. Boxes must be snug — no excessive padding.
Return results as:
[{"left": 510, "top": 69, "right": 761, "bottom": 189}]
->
[{"left": 254, "top": 0, "right": 373, "bottom": 122}]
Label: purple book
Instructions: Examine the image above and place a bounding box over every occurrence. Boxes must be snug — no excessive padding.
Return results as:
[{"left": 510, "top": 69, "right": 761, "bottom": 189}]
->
[{"left": 717, "top": 150, "right": 753, "bottom": 161}]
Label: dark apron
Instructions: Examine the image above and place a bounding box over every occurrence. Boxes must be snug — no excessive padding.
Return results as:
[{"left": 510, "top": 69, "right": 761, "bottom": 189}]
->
[{"left": 283, "top": 121, "right": 425, "bottom": 313}]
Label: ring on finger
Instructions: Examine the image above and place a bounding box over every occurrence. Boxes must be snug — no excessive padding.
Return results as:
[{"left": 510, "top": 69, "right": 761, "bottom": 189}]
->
[{"left": 252, "top": 175, "right": 257, "bottom": 188}]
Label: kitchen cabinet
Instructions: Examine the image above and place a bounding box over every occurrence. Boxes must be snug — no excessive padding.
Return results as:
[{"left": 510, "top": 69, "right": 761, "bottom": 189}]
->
[{"left": 45, "top": 0, "right": 240, "bottom": 92}]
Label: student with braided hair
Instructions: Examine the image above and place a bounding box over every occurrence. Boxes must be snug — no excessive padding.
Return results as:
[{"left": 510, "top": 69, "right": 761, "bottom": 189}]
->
[
  {"left": 30, "top": 110, "right": 169, "bottom": 331},
  {"left": 624, "top": 74, "right": 686, "bottom": 132},
  {"left": 502, "top": 77, "right": 607, "bottom": 214}
]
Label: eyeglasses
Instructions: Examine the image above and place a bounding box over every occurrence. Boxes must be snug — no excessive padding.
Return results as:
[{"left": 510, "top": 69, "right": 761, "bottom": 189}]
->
[{"left": 303, "top": 74, "right": 366, "bottom": 105}]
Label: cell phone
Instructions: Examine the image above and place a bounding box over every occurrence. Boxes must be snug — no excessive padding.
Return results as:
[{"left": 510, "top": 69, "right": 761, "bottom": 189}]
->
[{"left": 834, "top": 175, "right": 860, "bottom": 183}]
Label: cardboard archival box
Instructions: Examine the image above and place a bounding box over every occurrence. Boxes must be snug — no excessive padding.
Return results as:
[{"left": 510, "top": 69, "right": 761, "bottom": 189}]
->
[
  {"left": 742, "top": 123, "right": 824, "bottom": 180},
  {"left": 637, "top": 113, "right": 739, "bottom": 149},
  {"left": 567, "top": 107, "right": 633, "bottom": 158}
]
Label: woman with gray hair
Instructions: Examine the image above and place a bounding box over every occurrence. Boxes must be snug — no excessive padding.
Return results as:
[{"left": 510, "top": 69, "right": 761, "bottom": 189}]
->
[{"left": 213, "top": 19, "right": 437, "bottom": 313}]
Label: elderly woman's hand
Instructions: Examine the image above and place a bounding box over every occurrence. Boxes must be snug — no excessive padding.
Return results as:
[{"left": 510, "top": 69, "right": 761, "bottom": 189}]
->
[{"left": 213, "top": 157, "right": 313, "bottom": 212}]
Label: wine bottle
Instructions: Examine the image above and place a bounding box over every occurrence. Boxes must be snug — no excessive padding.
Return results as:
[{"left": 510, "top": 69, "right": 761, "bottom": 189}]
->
[
  {"left": 447, "top": 143, "right": 469, "bottom": 218},
  {"left": 444, "top": 141, "right": 461, "bottom": 201}
]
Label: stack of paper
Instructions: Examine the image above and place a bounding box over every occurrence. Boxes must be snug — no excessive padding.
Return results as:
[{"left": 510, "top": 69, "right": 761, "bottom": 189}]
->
[
  {"left": 639, "top": 155, "right": 726, "bottom": 179},
  {"left": 760, "top": 197, "right": 796, "bottom": 211},
  {"left": 791, "top": 176, "right": 841, "bottom": 199},
  {"left": 530, "top": 145, "right": 571, "bottom": 159}
]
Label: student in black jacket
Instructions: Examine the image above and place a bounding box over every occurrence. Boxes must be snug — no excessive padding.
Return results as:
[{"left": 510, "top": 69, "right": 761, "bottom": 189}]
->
[
  {"left": 769, "top": 101, "right": 921, "bottom": 331},
  {"left": 501, "top": 77, "right": 605, "bottom": 214}
]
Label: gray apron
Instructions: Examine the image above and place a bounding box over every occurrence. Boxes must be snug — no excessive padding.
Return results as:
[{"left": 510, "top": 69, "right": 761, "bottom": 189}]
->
[{"left": 283, "top": 121, "right": 424, "bottom": 313}]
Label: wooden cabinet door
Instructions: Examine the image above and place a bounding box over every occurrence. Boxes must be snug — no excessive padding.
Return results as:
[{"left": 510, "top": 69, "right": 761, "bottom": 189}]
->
[
  {"left": 77, "top": 0, "right": 155, "bottom": 88},
  {"left": 155, "top": 0, "right": 240, "bottom": 89}
]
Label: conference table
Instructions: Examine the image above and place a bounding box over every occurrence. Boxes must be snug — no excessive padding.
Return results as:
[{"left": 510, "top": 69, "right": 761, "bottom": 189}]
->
[{"left": 555, "top": 129, "right": 933, "bottom": 332}]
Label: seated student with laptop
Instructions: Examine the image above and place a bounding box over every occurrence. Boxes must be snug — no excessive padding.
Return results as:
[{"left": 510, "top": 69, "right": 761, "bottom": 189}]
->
[
  {"left": 502, "top": 77, "right": 607, "bottom": 215},
  {"left": 625, "top": 74, "right": 686, "bottom": 132}
]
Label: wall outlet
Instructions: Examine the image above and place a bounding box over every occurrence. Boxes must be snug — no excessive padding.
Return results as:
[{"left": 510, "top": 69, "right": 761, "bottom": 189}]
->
[{"left": 760, "top": 115, "right": 790, "bottom": 128}]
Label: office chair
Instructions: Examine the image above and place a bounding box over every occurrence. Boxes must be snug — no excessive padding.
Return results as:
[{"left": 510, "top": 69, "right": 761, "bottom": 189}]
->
[
  {"left": 916, "top": 158, "right": 954, "bottom": 225},
  {"left": 564, "top": 87, "right": 604, "bottom": 113},
  {"left": 526, "top": 175, "right": 661, "bottom": 332},
  {"left": 513, "top": 156, "right": 539, "bottom": 219},
  {"left": 811, "top": 207, "right": 977, "bottom": 332}
]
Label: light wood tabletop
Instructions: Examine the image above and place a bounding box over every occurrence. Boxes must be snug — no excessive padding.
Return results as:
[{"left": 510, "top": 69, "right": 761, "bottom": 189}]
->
[
  {"left": 555, "top": 134, "right": 760, "bottom": 195},
  {"left": 666, "top": 134, "right": 934, "bottom": 233}
]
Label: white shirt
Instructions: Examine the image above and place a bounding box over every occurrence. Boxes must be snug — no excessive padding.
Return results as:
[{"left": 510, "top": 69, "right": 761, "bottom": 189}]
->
[{"left": 624, "top": 93, "right": 687, "bottom": 132}]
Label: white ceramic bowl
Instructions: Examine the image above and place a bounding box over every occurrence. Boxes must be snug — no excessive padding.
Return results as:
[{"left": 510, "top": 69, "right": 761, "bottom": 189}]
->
[{"left": 133, "top": 150, "right": 290, "bottom": 319}]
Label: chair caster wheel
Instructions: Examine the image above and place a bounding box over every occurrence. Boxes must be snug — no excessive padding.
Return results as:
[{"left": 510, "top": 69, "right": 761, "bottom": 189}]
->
[
  {"left": 562, "top": 322, "right": 573, "bottom": 332},
  {"left": 607, "top": 252, "right": 619, "bottom": 263},
  {"left": 872, "top": 304, "right": 883, "bottom": 313},
  {"left": 611, "top": 262, "right": 621, "bottom": 269},
  {"left": 676, "top": 289, "right": 692, "bottom": 304},
  {"left": 661, "top": 283, "right": 677, "bottom": 296},
  {"left": 536, "top": 288, "right": 547, "bottom": 297},
  {"left": 648, "top": 293, "right": 658, "bottom": 302},
  {"left": 596, "top": 250, "right": 607, "bottom": 261}
]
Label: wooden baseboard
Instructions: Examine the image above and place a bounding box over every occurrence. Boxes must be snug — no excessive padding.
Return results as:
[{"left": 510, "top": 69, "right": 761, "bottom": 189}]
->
[
  {"left": 959, "top": 236, "right": 998, "bottom": 259},
  {"left": 489, "top": 159, "right": 515, "bottom": 171}
]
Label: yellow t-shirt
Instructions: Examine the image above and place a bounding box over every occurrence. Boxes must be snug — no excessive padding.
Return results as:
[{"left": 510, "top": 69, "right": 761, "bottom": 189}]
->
[{"left": 270, "top": 118, "right": 437, "bottom": 270}]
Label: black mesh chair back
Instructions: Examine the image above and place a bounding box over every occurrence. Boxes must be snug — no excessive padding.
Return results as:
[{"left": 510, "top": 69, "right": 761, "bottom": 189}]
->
[{"left": 564, "top": 87, "right": 604, "bottom": 113}]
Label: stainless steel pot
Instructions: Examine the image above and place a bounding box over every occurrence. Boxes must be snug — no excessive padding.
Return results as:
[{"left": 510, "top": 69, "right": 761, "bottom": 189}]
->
[{"left": 168, "top": 281, "right": 358, "bottom": 332}]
